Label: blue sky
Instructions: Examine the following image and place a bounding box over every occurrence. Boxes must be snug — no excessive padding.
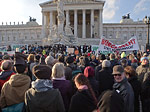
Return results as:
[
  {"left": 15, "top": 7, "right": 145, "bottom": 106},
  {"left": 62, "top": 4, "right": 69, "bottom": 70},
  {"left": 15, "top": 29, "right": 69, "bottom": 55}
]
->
[{"left": 0, "top": 0, "right": 150, "bottom": 25}]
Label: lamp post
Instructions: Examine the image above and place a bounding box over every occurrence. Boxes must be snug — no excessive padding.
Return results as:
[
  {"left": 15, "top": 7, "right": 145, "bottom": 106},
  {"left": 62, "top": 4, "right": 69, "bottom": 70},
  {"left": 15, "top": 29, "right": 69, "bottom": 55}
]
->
[{"left": 144, "top": 16, "right": 150, "bottom": 52}]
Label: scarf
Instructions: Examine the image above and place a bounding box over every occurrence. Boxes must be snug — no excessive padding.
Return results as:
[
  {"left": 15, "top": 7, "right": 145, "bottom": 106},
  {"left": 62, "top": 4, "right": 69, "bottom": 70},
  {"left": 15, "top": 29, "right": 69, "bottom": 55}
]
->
[
  {"left": 32, "top": 79, "right": 53, "bottom": 92},
  {"left": 78, "top": 85, "right": 88, "bottom": 90}
]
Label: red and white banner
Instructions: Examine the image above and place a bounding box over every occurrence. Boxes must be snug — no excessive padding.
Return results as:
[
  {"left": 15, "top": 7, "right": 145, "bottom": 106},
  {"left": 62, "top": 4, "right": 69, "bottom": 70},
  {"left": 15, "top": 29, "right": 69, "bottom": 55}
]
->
[{"left": 98, "top": 36, "right": 139, "bottom": 52}]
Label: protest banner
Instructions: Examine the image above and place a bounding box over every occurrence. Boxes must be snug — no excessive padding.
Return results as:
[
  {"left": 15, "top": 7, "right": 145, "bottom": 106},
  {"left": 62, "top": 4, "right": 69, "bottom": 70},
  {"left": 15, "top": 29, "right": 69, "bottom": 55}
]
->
[
  {"left": 98, "top": 36, "right": 139, "bottom": 52},
  {"left": 67, "top": 48, "right": 74, "bottom": 54}
]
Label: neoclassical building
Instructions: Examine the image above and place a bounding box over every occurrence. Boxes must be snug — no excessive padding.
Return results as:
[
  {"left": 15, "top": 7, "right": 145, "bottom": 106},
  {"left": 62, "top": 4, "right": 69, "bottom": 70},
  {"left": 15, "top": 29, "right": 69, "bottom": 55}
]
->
[
  {"left": 0, "top": 21, "right": 42, "bottom": 46},
  {"left": 0, "top": 0, "right": 148, "bottom": 50},
  {"left": 40, "top": 0, "right": 104, "bottom": 45}
]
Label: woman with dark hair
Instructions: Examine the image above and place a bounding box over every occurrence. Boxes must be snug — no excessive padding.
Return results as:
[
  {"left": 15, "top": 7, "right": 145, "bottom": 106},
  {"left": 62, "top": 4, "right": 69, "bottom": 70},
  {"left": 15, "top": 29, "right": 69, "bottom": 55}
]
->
[
  {"left": 69, "top": 73, "right": 97, "bottom": 112},
  {"left": 124, "top": 66, "right": 141, "bottom": 112}
]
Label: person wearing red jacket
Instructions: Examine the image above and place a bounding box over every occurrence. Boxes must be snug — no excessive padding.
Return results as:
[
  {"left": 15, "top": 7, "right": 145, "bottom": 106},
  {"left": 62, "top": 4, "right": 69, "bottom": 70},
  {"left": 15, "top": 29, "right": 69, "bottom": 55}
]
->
[{"left": 0, "top": 60, "right": 15, "bottom": 92}]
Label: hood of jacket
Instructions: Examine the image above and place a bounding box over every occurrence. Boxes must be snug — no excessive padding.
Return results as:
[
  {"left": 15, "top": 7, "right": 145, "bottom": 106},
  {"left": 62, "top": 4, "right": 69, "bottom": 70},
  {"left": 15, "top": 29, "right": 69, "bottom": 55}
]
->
[{"left": 8, "top": 73, "right": 31, "bottom": 87}]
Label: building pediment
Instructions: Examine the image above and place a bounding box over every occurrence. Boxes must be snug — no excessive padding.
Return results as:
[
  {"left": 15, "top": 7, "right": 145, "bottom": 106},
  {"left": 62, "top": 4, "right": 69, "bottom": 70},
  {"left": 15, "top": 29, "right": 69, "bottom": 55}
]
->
[{"left": 40, "top": 0, "right": 104, "bottom": 7}]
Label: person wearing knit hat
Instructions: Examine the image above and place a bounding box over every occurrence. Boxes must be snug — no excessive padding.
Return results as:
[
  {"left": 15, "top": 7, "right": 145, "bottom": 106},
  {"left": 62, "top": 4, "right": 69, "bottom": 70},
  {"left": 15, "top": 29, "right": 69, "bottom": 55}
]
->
[
  {"left": 102, "top": 60, "right": 111, "bottom": 68},
  {"left": 121, "top": 52, "right": 126, "bottom": 59},
  {"left": 140, "top": 57, "right": 149, "bottom": 62},
  {"left": 96, "top": 59, "right": 114, "bottom": 95},
  {"left": 25, "top": 64, "right": 65, "bottom": 112},
  {"left": 95, "top": 54, "right": 106, "bottom": 79},
  {"left": 136, "top": 56, "right": 149, "bottom": 82},
  {"left": 84, "top": 66, "right": 95, "bottom": 78},
  {"left": 120, "top": 52, "right": 131, "bottom": 66},
  {"left": 84, "top": 66, "right": 99, "bottom": 97},
  {"left": 45, "top": 55, "right": 58, "bottom": 68}
]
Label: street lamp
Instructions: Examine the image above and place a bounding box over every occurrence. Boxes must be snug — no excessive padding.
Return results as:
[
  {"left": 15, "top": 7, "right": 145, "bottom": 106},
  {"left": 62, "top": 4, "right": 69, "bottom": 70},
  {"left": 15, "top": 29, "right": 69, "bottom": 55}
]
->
[{"left": 144, "top": 16, "right": 150, "bottom": 52}]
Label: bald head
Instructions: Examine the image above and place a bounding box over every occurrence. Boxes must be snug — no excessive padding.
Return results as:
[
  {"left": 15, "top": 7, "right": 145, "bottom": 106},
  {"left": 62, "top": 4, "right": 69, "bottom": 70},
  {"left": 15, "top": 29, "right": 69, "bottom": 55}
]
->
[{"left": 1, "top": 60, "right": 13, "bottom": 71}]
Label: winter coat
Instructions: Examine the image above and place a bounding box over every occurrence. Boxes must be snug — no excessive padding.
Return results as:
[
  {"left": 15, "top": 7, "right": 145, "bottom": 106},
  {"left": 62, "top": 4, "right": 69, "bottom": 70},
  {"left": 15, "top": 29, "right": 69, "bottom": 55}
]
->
[
  {"left": 88, "top": 77, "right": 100, "bottom": 98},
  {"left": 96, "top": 67, "right": 114, "bottom": 95},
  {"left": 25, "top": 88, "right": 65, "bottom": 112},
  {"left": 136, "top": 65, "right": 149, "bottom": 83},
  {"left": 0, "top": 70, "right": 15, "bottom": 91},
  {"left": 98, "top": 90, "right": 124, "bottom": 112},
  {"left": 113, "top": 78, "right": 134, "bottom": 112},
  {"left": 69, "top": 89, "right": 96, "bottom": 112},
  {"left": 53, "top": 79, "right": 73, "bottom": 111},
  {"left": 95, "top": 64, "right": 102, "bottom": 79},
  {"left": 141, "top": 72, "right": 150, "bottom": 112},
  {"left": 0, "top": 74, "right": 31, "bottom": 108},
  {"left": 128, "top": 76, "right": 141, "bottom": 112}
]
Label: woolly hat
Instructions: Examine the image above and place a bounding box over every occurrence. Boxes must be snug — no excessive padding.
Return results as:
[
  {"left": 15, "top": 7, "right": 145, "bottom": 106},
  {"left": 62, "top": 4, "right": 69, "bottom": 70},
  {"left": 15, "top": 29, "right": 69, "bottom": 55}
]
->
[
  {"left": 84, "top": 66, "right": 95, "bottom": 77},
  {"left": 45, "top": 55, "right": 55, "bottom": 66},
  {"left": 140, "top": 57, "right": 149, "bottom": 62},
  {"left": 32, "top": 65, "right": 51, "bottom": 79},
  {"left": 121, "top": 52, "right": 126, "bottom": 58},
  {"left": 102, "top": 60, "right": 111, "bottom": 68}
]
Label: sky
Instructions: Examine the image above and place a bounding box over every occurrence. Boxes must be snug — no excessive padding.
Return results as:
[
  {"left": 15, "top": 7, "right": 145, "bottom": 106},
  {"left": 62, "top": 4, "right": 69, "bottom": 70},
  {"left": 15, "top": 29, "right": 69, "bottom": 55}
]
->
[{"left": 0, "top": 0, "right": 150, "bottom": 25}]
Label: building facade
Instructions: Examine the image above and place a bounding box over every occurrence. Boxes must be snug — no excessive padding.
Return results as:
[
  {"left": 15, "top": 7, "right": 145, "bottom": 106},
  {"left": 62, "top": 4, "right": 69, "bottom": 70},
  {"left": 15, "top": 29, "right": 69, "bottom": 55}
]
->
[
  {"left": 0, "top": 21, "right": 42, "bottom": 46},
  {"left": 0, "top": 0, "right": 148, "bottom": 50}
]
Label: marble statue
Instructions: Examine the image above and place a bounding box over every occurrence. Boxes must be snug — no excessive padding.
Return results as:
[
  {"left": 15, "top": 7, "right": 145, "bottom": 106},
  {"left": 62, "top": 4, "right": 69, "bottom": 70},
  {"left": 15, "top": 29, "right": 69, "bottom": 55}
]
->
[{"left": 47, "top": 0, "right": 77, "bottom": 45}]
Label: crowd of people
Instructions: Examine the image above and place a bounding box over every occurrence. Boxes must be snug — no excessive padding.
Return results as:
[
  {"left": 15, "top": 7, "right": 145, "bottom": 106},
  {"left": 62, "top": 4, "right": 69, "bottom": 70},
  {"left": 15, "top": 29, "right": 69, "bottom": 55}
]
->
[{"left": 0, "top": 44, "right": 150, "bottom": 112}]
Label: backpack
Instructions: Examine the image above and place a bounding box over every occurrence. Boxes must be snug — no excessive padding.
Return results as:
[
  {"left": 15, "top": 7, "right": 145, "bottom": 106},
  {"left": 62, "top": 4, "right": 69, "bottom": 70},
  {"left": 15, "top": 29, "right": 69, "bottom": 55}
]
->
[{"left": 2, "top": 102, "right": 25, "bottom": 112}]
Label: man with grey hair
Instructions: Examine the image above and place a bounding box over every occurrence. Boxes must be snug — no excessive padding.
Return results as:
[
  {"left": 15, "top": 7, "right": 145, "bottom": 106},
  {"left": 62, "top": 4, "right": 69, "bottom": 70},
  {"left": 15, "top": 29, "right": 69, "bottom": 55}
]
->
[
  {"left": 0, "top": 60, "right": 15, "bottom": 92},
  {"left": 96, "top": 59, "right": 114, "bottom": 95},
  {"left": 113, "top": 65, "right": 134, "bottom": 112}
]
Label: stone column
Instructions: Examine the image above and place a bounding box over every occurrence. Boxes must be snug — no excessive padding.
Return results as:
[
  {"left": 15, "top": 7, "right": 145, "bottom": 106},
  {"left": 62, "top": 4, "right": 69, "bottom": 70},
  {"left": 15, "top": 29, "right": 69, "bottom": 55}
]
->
[
  {"left": 82, "top": 10, "right": 86, "bottom": 38},
  {"left": 91, "top": 9, "right": 94, "bottom": 38},
  {"left": 66, "top": 10, "right": 69, "bottom": 25},
  {"left": 41, "top": 12, "right": 47, "bottom": 38},
  {"left": 99, "top": 9, "right": 103, "bottom": 38},
  {"left": 49, "top": 11, "right": 53, "bottom": 28},
  {"left": 74, "top": 10, "right": 78, "bottom": 38}
]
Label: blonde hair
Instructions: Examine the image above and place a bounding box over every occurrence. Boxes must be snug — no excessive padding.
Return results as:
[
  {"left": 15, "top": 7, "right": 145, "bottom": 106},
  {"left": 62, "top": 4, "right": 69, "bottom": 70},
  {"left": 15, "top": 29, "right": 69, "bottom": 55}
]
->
[
  {"left": 52, "top": 62, "right": 65, "bottom": 78},
  {"left": 79, "top": 56, "right": 85, "bottom": 66},
  {"left": 27, "top": 54, "right": 35, "bottom": 63}
]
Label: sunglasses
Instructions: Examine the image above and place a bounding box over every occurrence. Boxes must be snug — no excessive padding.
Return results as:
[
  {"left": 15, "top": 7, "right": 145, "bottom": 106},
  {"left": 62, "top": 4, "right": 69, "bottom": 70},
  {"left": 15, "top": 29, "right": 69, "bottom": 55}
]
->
[{"left": 113, "top": 74, "right": 122, "bottom": 76}]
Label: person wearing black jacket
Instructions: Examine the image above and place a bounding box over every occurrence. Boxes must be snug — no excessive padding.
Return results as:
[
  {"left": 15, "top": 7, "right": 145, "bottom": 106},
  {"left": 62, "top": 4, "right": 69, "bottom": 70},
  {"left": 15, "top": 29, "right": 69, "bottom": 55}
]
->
[
  {"left": 69, "top": 74, "right": 97, "bottom": 112},
  {"left": 141, "top": 72, "right": 150, "bottom": 112},
  {"left": 113, "top": 65, "right": 134, "bottom": 112},
  {"left": 98, "top": 90, "right": 124, "bottom": 112},
  {"left": 96, "top": 60, "right": 114, "bottom": 95},
  {"left": 124, "top": 66, "right": 141, "bottom": 112}
]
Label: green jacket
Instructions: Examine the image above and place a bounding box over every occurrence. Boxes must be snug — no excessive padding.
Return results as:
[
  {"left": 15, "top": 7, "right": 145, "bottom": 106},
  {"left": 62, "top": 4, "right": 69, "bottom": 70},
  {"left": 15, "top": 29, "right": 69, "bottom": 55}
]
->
[{"left": 25, "top": 88, "right": 65, "bottom": 112}]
